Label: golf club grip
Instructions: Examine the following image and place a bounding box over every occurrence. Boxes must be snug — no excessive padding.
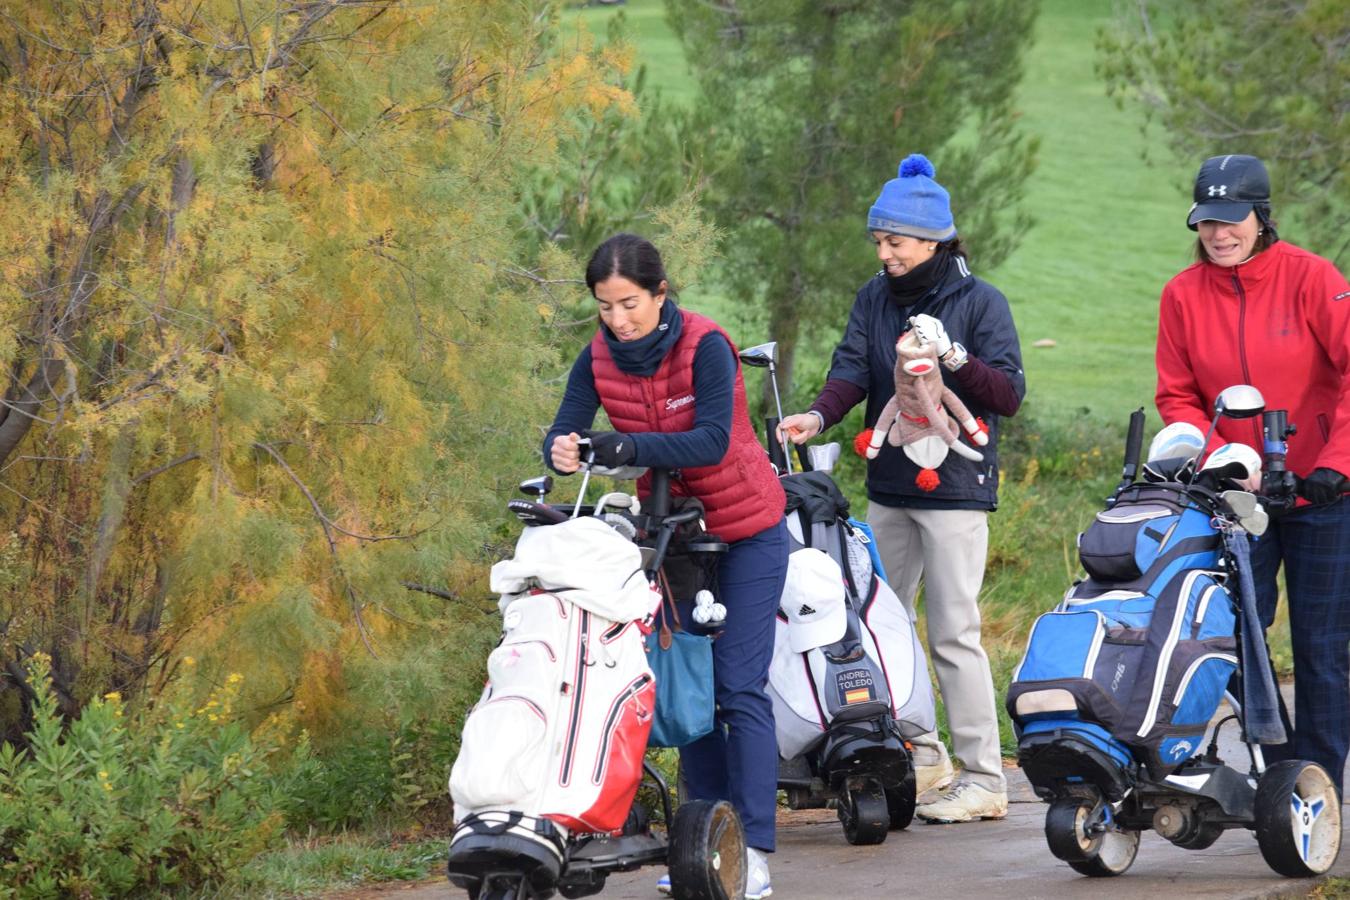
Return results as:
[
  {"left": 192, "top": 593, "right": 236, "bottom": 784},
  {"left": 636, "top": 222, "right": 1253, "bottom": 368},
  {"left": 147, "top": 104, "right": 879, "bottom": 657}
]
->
[
  {"left": 1122, "top": 408, "right": 1145, "bottom": 480},
  {"left": 794, "top": 441, "right": 811, "bottom": 472},
  {"left": 765, "top": 416, "right": 788, "bottom": 472}
]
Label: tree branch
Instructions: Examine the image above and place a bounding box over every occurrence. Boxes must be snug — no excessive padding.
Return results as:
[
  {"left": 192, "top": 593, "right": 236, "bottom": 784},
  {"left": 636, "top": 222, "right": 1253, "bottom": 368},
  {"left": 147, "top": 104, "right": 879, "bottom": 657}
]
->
[
  {"left": 131, "top": 451, "right": 201, "bottom": 486},
  {"left": 401, "top": 581, "right": 457, "bottom": 601}
]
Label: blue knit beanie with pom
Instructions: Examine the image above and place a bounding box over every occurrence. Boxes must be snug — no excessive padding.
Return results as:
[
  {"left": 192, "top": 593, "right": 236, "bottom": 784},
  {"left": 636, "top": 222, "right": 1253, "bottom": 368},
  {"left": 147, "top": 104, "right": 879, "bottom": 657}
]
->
[{"left": 867, "top": 154, "right": 956, "bottom": 241}]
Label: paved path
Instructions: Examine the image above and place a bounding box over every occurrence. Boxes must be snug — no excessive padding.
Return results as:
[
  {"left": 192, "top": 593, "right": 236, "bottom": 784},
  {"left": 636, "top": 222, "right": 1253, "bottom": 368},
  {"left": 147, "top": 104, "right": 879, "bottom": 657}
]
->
[{"left": 349, "top": 690, "right": 1348, "bottom": 900}]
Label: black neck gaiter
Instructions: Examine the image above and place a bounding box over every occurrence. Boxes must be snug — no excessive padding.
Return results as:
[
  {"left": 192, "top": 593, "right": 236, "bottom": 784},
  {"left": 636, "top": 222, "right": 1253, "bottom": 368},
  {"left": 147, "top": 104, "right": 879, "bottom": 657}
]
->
[
  {"left": 885, "top": 251, "right": 952, "bottom": 308},
  {"left": 602, "top": 299, "right": 683, "bottom": 377}
]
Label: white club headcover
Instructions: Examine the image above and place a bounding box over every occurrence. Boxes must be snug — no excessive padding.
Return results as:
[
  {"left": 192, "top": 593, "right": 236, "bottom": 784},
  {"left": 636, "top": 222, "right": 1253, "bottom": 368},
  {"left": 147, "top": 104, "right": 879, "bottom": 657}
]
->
[
  {"left": 1148, "top": 421, "right": 1205, "bottom": 463},
  {"left": 1200, "top": 442, "right": 1261, "bottom": 481}
]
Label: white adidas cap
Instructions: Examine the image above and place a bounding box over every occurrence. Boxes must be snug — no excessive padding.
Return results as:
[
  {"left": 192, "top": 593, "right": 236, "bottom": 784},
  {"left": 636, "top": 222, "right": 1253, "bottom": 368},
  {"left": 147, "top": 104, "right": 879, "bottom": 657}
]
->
[{"left": 782, "top": 548, "right": 848, "bottom": 653}]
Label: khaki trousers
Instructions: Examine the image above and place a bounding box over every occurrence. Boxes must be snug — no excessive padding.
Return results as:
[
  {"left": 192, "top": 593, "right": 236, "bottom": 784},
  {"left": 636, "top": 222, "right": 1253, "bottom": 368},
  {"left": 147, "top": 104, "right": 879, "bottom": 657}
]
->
[{"left": 867, "top": 502, "right": 1006, "bottom": 792}]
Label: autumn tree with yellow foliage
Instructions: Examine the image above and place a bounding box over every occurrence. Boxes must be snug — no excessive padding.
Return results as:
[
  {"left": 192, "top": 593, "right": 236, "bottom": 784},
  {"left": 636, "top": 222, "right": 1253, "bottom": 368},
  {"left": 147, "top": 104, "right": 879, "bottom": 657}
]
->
[{"left": 0, "top": 0, "right": 634, "bottom": 781}]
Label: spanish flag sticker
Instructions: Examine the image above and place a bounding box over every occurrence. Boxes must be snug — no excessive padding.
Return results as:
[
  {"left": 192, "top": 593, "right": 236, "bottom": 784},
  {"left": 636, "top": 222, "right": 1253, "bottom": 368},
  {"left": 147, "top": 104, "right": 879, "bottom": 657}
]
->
[{"left": 844, "top": 687, "right": 873, "bottom": 705}]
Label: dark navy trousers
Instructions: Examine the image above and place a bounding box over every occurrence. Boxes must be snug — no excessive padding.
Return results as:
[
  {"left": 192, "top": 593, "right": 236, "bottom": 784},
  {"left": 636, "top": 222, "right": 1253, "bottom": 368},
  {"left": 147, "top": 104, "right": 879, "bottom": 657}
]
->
[
  {"left": 679, "top": 518, "right": 788, "bottom": 852},
  {"left": 1250, "top": 496, "right": 1350, "bottom": 795}
]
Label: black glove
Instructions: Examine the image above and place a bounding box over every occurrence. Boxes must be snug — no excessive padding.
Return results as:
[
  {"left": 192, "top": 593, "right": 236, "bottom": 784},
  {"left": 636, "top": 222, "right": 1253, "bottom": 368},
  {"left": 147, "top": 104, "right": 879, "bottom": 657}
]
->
[
  {"left": 1300, "top": 467, "right": 1347, "bottom": 505},
  {"left": 585, "top": 430, "right": 637, "bottom": 468}
]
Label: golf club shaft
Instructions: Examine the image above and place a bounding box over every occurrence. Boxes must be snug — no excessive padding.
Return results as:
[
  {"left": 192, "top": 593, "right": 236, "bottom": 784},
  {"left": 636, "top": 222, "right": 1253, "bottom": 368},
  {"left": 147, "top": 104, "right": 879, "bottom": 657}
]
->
[
  {"left": 768, "top": 363, "right": 792, "bottom": 474},
  {"left": 572, "top": 466, "right": 592, "bottom": 518},
  {"left": 572, "top": 442, "right": 595, "bottom": 518}
]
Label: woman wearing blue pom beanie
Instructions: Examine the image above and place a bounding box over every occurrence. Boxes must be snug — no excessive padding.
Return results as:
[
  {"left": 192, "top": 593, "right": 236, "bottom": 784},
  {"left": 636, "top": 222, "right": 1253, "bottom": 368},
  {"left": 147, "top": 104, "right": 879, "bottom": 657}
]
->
[{"left": 781, "top": 153, "right": 1025, "bottom": 823}]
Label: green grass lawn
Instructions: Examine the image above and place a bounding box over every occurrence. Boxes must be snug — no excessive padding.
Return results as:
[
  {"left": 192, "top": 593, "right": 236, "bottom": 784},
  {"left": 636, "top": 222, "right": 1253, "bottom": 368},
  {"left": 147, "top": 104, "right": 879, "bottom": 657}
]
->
[
  {"left": 993, "top": 0, "right": 1193, "bottom": 430},
  {"left": 194, "top": 833, "right": 446, "bottom": 898},
  {"left": 571, "top": 1, "right": 697, "bottom": 105}
]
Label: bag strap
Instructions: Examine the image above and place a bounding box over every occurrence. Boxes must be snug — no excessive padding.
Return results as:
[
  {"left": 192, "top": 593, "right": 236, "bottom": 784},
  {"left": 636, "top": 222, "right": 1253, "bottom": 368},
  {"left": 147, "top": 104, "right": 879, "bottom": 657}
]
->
[{"left": 655, "top": 568, "right": 683, "bottom": 650}]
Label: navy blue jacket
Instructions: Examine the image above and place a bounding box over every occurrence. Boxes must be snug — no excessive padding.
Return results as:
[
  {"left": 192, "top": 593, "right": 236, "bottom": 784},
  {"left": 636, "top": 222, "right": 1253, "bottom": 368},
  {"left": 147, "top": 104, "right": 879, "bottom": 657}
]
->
[{"left": 827, "top": 257, "right": 1025, "bottom": 509}]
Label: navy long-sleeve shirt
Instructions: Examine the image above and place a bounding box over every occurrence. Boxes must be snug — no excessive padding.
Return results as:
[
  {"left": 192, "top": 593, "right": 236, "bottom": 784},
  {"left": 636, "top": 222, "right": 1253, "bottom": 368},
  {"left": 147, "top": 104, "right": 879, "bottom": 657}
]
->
[{"left": 543, "top": 333, "right": 737, "bottom": 472}]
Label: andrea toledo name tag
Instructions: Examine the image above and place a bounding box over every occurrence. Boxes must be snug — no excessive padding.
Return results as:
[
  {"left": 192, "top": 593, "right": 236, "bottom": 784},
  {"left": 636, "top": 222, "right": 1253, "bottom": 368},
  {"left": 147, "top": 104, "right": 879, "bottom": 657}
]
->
[{"left": 836, "top": 667, "right": 876, "bottom": 705}]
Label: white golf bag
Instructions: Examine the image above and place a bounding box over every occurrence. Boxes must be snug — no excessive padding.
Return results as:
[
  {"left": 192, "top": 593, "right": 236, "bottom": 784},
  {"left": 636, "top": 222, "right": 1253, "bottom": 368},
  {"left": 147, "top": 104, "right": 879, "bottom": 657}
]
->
[
  {"left": 768, "top": 472, "right": 935, "bottom": 767},
  {"left": 448, "top": 516, "right": 660, "bottom": 883}
]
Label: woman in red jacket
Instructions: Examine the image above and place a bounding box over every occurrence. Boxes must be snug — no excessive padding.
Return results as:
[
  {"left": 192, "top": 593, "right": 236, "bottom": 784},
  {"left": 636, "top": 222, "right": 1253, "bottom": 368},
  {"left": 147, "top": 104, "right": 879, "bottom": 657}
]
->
[
  {"left": 1155, "top": 153, "right": 1350, "bottom": 794},
  {"left": 545, "top": 233, "right": 787, "bottom": 898}
]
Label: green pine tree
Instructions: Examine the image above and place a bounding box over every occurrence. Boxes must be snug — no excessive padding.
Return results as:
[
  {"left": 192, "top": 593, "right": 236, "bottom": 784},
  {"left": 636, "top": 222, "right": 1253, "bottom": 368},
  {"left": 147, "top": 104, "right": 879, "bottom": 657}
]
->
[
  {"left": 661, "top": 0, "right": 1040, "bottom": 398},
  {"left": 1098, "top": 0, "right": 1350, "bottom": 265}
]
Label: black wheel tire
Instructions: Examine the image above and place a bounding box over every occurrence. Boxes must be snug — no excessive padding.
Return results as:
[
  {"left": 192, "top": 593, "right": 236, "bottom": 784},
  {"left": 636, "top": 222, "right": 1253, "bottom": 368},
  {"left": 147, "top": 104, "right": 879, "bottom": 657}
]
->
[
  {"left": 558, "top": 876, "right": 607, "bottom": 899},
  {"left": 668, "top": 798, "right": 746, "bottom": 900},
  {"left": 621, "top": 801, "right": 651, "bottom": 836},
  {"left": 1045, "top": 798, "right": 1138, "bottom": 876},
  {"left": 474, "top": 876, "right": 527, "bottom": 900},
  {"left": 448, "top": 867, "right": 480, "bottom": 898},
  {"left": 1254, "top": 759, "right": 1342, "bottom": 877},
  {"left": 1045, "top": 799, "right": 1099, "bottom": 863},
  {"left": 1066, "top": 831, "right": 1140, "bottom": 880},
  {"left": 839, "top": 781, "right": 890, "bottom": 845},
  {"left": 885, "top": 771, "right": 917, "bottom": 831},
  {"left": 1170, "top": 820, "right": 1224, "bottom": 851}
]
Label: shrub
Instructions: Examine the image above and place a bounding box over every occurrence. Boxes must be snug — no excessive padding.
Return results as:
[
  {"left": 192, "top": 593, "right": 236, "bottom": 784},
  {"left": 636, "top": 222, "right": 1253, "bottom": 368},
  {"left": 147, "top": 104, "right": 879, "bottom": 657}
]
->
[{"left": 0, "top": 656, "right": 295, "bottom": 897}]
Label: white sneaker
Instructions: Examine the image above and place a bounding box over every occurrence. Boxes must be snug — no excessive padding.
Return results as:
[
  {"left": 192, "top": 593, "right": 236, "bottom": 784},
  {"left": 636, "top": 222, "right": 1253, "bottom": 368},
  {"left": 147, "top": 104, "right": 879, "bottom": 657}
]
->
[
  {"left": 914, "top": 755, "right": 955, "bottom": 797},
  {"left": 657, "top": 849, "right": 771, "bottom": 898},
  {"left": 746, "top": 848, "right": 772, "bottom": 900},
  {"left": 915, "top": 782, "right": 1008, "bottom": 823}
]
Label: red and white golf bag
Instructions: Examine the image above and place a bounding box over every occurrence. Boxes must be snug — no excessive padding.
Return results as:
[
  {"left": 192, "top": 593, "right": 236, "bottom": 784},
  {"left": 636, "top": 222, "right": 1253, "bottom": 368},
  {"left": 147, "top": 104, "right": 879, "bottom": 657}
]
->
[{"left": 448, "top": 516, "right": 660, "bottom": 879}]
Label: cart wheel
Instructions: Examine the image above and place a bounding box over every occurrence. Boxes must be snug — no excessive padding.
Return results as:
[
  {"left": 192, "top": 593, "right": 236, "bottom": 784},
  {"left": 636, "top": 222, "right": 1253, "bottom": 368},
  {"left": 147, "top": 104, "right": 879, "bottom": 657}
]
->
[
  {"left": 558, "top": 875, "right": 607, "bottom": 899},
  {"left": 668, "top": 799, "right": 746, "bottom": 900},
  {"left": 885, "top": 770, "right": 917, "bottom": 831},
  {"left": 621, "top": 801, "right": 651, "bottom": 836},
  {"left": 1254, "top": 760, "right": 1342, "bottom": 877},
  {"left": 1045, "top": 798, "right": 1138, "bottom": 877},
  {"left": 473, "top": 874, "right": 531, "bottom": 900},
  {"left": 448, "top": 870, "right": 479, "bottom": 898},
  {"left": 839, "top": 781, "right": 890, "bottom": 845}
]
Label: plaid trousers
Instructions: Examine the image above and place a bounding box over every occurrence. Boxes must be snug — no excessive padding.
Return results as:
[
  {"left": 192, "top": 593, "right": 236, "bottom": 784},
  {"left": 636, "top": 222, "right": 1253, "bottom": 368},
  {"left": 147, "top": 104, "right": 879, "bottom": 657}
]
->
[{"left": 1251, "top": 495, "right": 1350, "bottom": 795}]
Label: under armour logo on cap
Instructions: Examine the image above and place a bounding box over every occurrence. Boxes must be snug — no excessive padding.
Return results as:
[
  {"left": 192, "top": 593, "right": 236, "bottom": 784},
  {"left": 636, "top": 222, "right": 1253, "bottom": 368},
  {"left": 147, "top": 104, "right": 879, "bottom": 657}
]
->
[{"left": 1207, "top": 185, "right": 1227, "bottom": 197}]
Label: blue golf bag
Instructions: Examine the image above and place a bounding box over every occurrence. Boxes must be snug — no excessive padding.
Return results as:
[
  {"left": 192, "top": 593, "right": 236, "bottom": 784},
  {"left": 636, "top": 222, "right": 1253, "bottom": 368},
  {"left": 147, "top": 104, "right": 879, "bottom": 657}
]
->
[
  {"left": 1007, "top": 482, "right": 1239, "bottom": 795},
  {"left": 1006, "top": 398, "right": 1342, "bottom": 880}
]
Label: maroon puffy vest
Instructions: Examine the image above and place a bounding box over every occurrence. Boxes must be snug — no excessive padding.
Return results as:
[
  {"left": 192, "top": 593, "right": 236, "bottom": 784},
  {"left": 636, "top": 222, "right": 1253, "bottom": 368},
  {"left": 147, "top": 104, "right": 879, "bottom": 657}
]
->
[{"left": 590, "top": 310, "right": 784, "bottom": 543}]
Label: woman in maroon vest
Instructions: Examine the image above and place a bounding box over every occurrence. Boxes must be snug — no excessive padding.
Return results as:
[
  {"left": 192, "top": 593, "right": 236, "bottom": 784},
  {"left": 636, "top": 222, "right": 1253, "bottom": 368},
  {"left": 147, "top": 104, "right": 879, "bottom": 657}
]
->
[{"left": 545, "top": 233, "right": 787, "bottom": 899}]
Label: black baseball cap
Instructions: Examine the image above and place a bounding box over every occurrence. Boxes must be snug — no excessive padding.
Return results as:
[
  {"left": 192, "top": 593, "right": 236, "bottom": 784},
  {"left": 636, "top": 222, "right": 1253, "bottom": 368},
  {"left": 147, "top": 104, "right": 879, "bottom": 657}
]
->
[{"left": 1187, "top": 154, "right": 1270, "bottom": 230}]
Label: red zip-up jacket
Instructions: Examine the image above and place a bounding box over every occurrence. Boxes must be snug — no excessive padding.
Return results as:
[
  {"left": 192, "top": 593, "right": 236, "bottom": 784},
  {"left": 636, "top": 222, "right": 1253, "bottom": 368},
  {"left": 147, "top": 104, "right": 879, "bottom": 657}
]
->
[{"left": 1155, "top": 240, "right": 1350, "bottom": 480}]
